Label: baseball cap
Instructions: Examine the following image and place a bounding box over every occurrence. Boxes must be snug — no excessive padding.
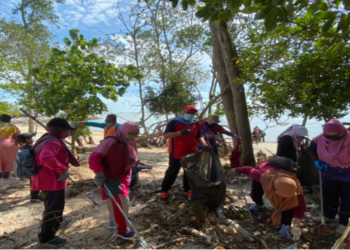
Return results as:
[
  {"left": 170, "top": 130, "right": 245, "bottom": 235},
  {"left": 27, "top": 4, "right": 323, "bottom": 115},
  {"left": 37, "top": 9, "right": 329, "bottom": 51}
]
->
[
  {"left": 47, "top": 118, "right": 76, "bottom": 130},
  {"left": 183, "top": 105, "right": 198, "bottom": 112},
  {"left": 17, "top": 133, "right": 37, "bottom": 143}
]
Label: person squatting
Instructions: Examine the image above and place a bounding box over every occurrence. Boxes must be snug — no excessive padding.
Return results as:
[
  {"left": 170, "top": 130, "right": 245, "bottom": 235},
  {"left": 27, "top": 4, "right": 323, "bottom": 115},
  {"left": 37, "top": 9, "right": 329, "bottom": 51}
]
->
[{"left": 1, "top": 111, "right": 349, "bottom": 248}]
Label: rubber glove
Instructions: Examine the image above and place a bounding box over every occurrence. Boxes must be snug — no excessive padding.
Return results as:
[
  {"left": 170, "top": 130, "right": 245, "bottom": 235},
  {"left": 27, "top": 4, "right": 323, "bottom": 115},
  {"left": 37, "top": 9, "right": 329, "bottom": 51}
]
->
[
  {"left": 180, "top": 127, "right": 191, "bottom": 136},
  {"left": 94, "top": 172, "right": 106, "bottom": 187},
  {"left": 290, "top": 226, "right": 301, "bottom": 241},
  {"left": 57, "top": 171, "right": 70, "bottom": 181},
  {"left": 314, "top": 161, "right": 329, "bottom": 171}
]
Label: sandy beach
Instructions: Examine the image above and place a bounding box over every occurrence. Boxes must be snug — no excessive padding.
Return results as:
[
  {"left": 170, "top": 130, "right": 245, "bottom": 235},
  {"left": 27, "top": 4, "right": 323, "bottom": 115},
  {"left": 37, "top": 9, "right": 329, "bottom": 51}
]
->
[{"left": 1, "top": 119, "right": 337, "bottom": 249}]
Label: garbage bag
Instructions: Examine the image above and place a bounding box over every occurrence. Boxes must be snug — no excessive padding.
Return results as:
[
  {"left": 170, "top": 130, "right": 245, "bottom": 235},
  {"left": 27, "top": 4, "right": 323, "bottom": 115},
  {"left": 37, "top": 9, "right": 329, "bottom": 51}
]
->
[
  {"left": 297, "top": 145, "right": 319, "bottom": 186},
  {"left": 180, "top": 148, "right": 226, "bottom": 208}
]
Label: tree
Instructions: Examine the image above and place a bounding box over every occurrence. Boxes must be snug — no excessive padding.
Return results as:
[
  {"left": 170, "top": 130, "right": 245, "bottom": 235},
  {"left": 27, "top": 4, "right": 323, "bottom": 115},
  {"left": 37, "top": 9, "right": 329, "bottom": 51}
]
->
[
  {"left": 167, "top": 0, "right": 255, "bottom": 165},
  {"left": 30, "top": 29, "right": 139, "bottom": 120},
  {"left": 0, "top": 101, "right": 21, "bottom": 117},
  {"left": 144, "top": 81, "right": 197, "bottom": 118},
  {"left": 0, "top": 0, "right": 65, "bottom": 133}
]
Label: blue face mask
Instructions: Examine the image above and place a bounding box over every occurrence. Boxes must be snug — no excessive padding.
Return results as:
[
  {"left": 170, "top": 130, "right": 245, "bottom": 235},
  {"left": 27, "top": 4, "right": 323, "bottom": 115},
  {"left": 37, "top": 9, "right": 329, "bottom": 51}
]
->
[{"left": 184, "top": 114, "right": 194, "bottom": 121}]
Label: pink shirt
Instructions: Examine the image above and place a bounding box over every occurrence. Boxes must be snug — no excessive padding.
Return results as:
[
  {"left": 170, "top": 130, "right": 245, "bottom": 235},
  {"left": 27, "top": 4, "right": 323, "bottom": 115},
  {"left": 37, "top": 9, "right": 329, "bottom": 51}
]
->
[{"left": 31, "top": 141, "right": 69, "bottom": 191}]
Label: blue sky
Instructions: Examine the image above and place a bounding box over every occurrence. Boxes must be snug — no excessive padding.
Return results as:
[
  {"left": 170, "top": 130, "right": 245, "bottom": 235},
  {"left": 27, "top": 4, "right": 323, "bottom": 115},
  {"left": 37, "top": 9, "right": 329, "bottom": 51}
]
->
[{"left": 0, "top": 0, "right": 212, "bottom": 113}]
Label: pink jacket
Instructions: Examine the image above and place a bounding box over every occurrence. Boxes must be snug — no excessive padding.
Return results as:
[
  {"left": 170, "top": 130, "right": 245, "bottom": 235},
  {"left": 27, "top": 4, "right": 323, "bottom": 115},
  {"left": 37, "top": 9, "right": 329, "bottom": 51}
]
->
[
  {"left": 236, "top": 162, "right": 306, "bottom": 219},
  {"left": 31, "top": 141, "right": 69, "bottom": 191}
]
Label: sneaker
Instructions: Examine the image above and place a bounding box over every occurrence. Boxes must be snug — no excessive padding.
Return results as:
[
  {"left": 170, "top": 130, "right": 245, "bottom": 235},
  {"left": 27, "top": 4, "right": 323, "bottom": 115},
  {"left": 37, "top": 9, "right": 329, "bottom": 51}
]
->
[
  {"left": 279, "top": 224, "right": 290, "bottom": 237},
  {"left": 1, "top": 177, "right": 18, "bottom": 183},
  {"left": 249, "top": 203, "right": 264, "bottom": 212},
  {"left": 37, "top": 237, "right": 67, "bottom": 248},
  {"left": 108, "top": 224, "right": 117, "bottom": 230},
  {"left": 312, "top": 216, "right": 335, "bottom": 223},
  {"left": 336, "top": 224, "right": 347, "bottom": 235},
  {"left": 184, "top": 190, "right": 191, "bottom": 200},
  {"left": 30, "top": 196, "right": 44, "bottom": 202},
  {"left": 114, "top": 229, "right": 136, "bottom": 240},
  {"left": 160, "top": 191, "right": 168, "bottom": 202},
  {"left": 58, "top": 218, "right": 72, "bottom": 231}
]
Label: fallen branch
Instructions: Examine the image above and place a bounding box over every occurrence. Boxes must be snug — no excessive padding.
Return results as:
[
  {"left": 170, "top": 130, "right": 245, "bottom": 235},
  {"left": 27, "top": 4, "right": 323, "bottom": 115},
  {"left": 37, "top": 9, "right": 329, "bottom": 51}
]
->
[
  {"left": 181, "top": 227, "right": 211, "bottom": 245},
  {"left": 216, "top": 205, "right": 255, "bottom": 242},
  {"left": 156, "top": 237, "right": 189, "bottom": 249}
]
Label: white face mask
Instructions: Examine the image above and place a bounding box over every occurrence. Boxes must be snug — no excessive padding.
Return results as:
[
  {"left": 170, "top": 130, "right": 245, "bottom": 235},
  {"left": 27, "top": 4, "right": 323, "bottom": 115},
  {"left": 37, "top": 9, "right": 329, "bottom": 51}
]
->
[
  {"left": 184, "top": 114, "right": 194, "bottom": 121},
  {"left": 32, "top": 136, "right": 37, "bottom": 142}
]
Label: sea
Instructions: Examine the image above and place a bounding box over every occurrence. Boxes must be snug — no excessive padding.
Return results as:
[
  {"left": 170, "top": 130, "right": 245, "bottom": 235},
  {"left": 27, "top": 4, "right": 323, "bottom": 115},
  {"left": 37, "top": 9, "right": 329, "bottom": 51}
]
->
[{"left": 88, "top": 112, "right": 350, "bottom": 142}]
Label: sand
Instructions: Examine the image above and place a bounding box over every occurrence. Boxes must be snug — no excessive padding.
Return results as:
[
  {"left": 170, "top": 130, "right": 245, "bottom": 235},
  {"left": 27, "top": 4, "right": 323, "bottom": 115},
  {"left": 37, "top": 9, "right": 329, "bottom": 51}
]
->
[{"left": 0, "top": 120, "right": 286, "bottom": 249}]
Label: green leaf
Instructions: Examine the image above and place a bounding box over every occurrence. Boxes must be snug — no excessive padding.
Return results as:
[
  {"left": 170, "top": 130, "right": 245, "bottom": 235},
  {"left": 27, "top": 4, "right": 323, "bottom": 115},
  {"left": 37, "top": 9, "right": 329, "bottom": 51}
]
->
[
  {"left": 264, "top": 6, "right": 279, "bottom": 31},
  {"left": 182, "top": 0, "right": 188, "bottom": 10},
  {"left": 171, "top": 0, "right": 179, "bottom": 8},
  {"left": 322, "top": 16, "right": 335, "bottom": 32},
  {"left": 243, "top": 0, "right": 252, "bottom": 7},
  {"left": 318, "top": 2, "right": 328, "bottom": 11}
]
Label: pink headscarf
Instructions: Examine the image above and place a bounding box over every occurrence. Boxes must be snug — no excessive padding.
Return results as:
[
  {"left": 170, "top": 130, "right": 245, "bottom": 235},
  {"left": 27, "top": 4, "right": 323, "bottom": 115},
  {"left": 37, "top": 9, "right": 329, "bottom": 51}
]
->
[
  {"left": 313, "top": 119, "right": 350, "bottom": 167},
  {"left": 277, "top": 125, "right": 309, "bottom": 150},
  {"left": 115, "top": 121, "right": 139, "bottom": 162}
]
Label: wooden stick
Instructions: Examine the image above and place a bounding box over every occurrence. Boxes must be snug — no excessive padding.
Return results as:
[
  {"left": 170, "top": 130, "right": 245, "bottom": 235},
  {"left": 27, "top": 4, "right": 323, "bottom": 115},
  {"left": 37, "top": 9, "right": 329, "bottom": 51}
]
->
[{"left": 19, "top": 108, "right": 46, "bottom": 129}]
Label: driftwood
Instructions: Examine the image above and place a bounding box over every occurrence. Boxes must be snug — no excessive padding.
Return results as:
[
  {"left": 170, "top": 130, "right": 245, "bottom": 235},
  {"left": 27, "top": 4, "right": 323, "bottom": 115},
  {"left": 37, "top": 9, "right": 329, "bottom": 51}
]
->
[
  {"left": 156, "top": 237, "right": 189, "bottom": 249},
  {"left": 216, "top": 205, "right": 255, "bottom": 242},
  {"left": 181, "top": 227, "right": 211, "bottom": 245},
  {"left": 332, "top": 218, "right": 350, "bottom": 249}
]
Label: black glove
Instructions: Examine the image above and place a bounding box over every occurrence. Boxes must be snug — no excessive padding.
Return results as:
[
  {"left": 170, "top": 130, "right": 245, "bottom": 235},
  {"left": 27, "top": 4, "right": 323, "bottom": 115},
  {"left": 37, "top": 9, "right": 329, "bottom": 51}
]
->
[
  {"left": 180, "top": 128, "right": 191, "bottom": 136},
  {"left": 57, "top": 171, "right": 70, "bottom": 181}
]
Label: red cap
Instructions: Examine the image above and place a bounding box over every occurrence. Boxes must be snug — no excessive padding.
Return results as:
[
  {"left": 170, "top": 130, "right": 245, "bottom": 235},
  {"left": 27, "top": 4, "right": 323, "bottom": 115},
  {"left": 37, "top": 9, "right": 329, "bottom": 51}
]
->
[{"left": 183, "top": 105, "right": 198, "bottom": 112}]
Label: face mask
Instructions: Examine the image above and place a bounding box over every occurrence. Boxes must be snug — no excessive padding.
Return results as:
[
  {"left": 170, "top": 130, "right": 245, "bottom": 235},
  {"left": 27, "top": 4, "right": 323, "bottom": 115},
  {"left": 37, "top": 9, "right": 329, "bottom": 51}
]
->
[
  {"left": 32, "top": 136, "right": 37, "bottom": 142},
  {"left": 125, "top": 135, "right": 137, "bottom": 141},
  {"left": 184, "top": 114, "right": 194, "bottom": 121},
  {"left": 60, "top": 130, "right": 70, "bottom": 139}
]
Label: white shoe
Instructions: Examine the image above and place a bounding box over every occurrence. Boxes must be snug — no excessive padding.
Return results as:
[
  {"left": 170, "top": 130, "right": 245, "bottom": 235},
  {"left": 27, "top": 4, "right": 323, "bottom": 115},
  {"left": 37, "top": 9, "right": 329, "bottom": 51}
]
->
[
  {"left": 108, "top": 225, "right": 117, "bottom": 230},
  {"left": 336, "top": 224, "right": 347, "bottom": 235}
]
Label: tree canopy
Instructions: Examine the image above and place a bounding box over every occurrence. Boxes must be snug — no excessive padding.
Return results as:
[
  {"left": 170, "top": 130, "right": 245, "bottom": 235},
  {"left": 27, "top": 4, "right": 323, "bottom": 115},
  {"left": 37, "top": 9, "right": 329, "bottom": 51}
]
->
[{"left": 30, "top": 29, "right": 140, "bottom": 121}]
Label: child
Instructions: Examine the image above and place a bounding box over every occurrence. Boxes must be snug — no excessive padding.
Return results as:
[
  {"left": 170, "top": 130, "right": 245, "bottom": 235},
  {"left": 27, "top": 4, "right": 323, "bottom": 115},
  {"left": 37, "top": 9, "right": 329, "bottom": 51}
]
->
[
  {"left": 17, "top": 132, "right": 42, "bottom": 202},
  {"left": 89, "top": 122, "right": 140, "bottom": 240}
]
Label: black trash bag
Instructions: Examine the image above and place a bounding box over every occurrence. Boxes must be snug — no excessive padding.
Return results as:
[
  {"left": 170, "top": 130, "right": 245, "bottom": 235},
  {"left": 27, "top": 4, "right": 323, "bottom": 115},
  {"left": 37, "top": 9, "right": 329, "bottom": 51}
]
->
[
  {"left": 180, "top": 148, "right": 226, "bottom": 209},
  {"left": 130, "top": 167, "right": 140, "bottom": 188},
  {"left": 297, "top": 145, "right": 319, "bottom": 186}
]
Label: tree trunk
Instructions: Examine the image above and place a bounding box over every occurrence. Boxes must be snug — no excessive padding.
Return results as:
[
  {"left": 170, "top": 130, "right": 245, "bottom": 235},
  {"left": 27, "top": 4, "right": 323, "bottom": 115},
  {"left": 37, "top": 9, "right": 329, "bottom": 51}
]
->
[
  {"left": 209, "top": 20, "right": 255, "bottom": 166},
  {"left": 71, "top": 130, "right": 77, "bottom": 157},
  {"left": 209, "top": 22, "right": 238, "bottom": 135},
  {"left": 302, "top": 114, "right": 308, "bottom": 126},
  {"left": 28, "top": 108, "right": 35, "bottom": 133}
]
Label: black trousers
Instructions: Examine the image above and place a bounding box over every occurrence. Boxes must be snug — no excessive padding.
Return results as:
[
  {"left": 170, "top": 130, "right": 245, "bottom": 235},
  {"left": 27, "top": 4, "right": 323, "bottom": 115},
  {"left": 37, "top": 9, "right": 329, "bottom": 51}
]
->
[
  {"left": 250, "top": 180, "right": 264, "bottom": 205},
  {"left": 29, "top": 178, "right": 40, "bottom": 199},
  {"left": 322, "top": 177, "right": 350, "bottom": 226},
  {"left": 38, "top": 189, "right": 65, "bottom": 243},
  {"left": 250, "top": 180, "right": 294, "bottom": 225},
  {"left": 161, "top": 157, "right": 190, "bottom": 192},
  {"left": 0, "top": 172, "right": 10, "bottom": 178}
]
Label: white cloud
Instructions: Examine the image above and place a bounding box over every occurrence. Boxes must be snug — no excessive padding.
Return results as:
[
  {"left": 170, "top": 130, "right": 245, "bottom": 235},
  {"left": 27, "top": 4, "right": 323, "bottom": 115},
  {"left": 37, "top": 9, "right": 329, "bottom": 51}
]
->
[{"left": 56, "top": 0, "right": 123, "bottom": 26}]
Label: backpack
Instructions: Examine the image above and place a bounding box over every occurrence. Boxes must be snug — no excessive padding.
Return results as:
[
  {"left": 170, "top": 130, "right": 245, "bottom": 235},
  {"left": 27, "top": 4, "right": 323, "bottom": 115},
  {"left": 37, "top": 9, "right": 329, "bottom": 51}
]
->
[{"left": 15, "top": 148, "right": 40, "bottom": 178}]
